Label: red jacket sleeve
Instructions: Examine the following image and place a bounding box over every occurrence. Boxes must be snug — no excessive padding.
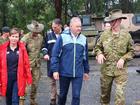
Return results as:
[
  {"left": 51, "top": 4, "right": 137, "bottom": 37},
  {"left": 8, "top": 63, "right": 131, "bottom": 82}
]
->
[
  {"left": 0, "top": 46, "right": 2, "bottom": 95},
  {"left": 22, "top": 44, "right": 32, "bottom": 85}
]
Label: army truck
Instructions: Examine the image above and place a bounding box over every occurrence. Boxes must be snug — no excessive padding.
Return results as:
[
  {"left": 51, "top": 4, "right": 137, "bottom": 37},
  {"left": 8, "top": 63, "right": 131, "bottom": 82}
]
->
[
  {"left": 121, "top": 13, "right": 140, "bottom": 56},
  {"left": 81, "top": 14, "right": 140, "bottom": 57},
  {"left": 81, "top": 15, "right": 105, "bottom": 56}
]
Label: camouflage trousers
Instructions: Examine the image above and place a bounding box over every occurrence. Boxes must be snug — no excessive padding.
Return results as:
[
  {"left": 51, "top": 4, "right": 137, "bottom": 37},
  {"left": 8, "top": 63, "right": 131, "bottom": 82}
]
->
[
  {"left": 100, "top": 73, "right": 128, "bottom": 105},
  {"left": 19, "top": 67, "right": 41, "bottom": 105},
  {"left": 30, "top": 67, "right": 41, "bottom": 105}
]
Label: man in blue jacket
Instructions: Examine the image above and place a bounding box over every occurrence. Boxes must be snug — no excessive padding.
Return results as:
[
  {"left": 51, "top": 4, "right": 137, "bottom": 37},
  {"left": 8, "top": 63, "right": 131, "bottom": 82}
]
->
[
  {"left": 42, "top": 18, "right": 62, "bottom": 105},
  {"left": 51, "top": 17, "right": 90, "bottom": 105}
]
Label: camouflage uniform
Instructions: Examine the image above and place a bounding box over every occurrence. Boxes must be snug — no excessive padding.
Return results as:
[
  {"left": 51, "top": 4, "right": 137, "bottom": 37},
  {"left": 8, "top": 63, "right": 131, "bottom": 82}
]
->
[
  {"left": 95, "top": 29, "right": 134, "bottom": 105},
  {"left": 21, "top": 32, "right": 43, "bottom": 105}
]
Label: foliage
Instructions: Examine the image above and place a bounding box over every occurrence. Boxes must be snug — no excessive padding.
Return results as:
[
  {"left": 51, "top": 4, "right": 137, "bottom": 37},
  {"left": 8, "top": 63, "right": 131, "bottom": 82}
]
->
[
  {"left": 0, "top": 0, "right": 140, "bottom": 32},
  {"left": 133, "top": 0, "right": 140, "bottom": 13},
  {"left": 0, "top": 0, "right": 55, "bottom": 32},
  {"left": 66, "top": 0, "right": 84, "bottom": 16}
]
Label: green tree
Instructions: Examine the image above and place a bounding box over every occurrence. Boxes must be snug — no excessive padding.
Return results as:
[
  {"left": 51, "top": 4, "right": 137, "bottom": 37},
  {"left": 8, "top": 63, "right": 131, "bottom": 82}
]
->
[
  {"left": 1, "top": 0, "right": 140, "bottom": 32},
  {"left": 133, "top": 0, "right": 140, "bottom": 13},
  {"left": 119, "top": 0, "right": 133, "bottom": 13},
  {"left": 4, "top": 0, "right": 55, "bottom": 31},
  {"left": 0, "top": 0, "right": 10, "bottom": 27}
]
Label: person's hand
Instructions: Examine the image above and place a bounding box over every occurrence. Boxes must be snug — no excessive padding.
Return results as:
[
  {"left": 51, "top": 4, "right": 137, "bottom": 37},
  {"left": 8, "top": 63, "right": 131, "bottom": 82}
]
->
[
  {"left": 30, "top": 68, "right": 32, "bottom": 71},
  {"left": 117, "top": 58, "right": 125, "bottom": 69},
  {"left": 97, "top": 54, "right": 106, "bottom": 64},
  {"left": 43, "top": 54, "right": 50, "bottom": 61},
  {"left": 83, "top": 73, "right": 89, "bottom": 80},
  {"left": 53, "top": 72, "right": 59, "bottom": 80},
  {"left": 92, "top": 50, "right": 95, "bottom": 55}
]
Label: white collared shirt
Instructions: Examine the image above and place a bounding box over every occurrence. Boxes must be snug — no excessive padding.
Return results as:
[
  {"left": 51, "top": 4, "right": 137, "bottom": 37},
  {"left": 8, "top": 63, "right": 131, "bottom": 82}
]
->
[
  {"left": 55, "top": 34, "right": 59, "bottom": 38},
  {"left": 71, "top": 32, "right": 78, "bottom": 43}
]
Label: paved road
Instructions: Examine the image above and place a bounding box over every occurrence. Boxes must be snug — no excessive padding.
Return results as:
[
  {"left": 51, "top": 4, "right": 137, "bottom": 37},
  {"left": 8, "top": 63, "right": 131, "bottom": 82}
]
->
[{"left": 0, "top": 58, "right": 140, "bottom": 105}]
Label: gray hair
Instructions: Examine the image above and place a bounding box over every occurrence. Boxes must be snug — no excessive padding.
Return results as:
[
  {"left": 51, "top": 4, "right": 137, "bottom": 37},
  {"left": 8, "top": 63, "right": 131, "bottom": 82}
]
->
[{"left": 70, "top": 17, "right": 81, "bottom": 26}]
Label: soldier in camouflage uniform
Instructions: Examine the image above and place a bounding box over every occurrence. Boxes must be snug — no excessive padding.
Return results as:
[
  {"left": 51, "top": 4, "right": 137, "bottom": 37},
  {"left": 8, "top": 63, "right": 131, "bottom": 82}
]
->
[
  {"left": 95, "top": 9, "right": 134, "bottom": 105},
  {"left": 21, "top": 20, "right": 44, "bottom": 105},
  {"left": 0, "top": 26, "right": 10, "bottom": 45}
]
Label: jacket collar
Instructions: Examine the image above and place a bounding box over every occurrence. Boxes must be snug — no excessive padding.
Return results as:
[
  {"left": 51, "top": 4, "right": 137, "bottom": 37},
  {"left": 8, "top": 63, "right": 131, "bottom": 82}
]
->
[{"left": 2, "top": 41, "right": 22, "bottom": 48}]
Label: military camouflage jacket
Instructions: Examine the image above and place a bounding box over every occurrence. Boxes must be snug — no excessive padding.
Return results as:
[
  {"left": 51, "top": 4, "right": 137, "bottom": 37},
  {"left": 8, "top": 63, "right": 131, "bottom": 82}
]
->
[
  {"left": 0, "top": 36, "right": 8, "bottom": 45},
  {"left": 95, "top": 29, "right": 134, "bottom": 76},
  {"left": 21, "top": 32, "right": 43, "bottom": 68}
]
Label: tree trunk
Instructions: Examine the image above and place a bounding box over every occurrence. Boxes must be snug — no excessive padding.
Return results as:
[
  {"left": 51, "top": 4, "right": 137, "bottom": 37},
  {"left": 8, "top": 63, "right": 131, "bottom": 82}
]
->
[
  {"left": 86, "top": 0, "right": 92, "bottom": 14},
  {"left": 54, "top": 0, "right": 62, "bottom": 19}
]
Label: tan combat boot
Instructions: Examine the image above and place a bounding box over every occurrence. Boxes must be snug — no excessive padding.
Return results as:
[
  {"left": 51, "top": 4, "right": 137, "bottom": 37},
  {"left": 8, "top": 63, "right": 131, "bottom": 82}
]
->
[
  {"left": 19, "top": 96, "right": 25, "bottom": 105},
  {"left": 50, "top": 99, "right": 56, "bottom": 105},
  {"left": 30, "top": 98, "right": 38, "bottom": 105}
]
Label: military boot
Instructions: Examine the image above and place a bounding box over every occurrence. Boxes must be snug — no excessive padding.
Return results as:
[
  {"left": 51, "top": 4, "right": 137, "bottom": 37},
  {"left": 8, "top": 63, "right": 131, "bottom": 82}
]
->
[
  {"left": 19, "top": 99, "right": 25, "bottom": 105},
  {"left": 19, "top": 96, "right": 25, "bottom": 105},
  {"left": 30, "top": 98, "right": 38, "bottom": 105},
  {"left": 50, "top": 99, "right": 56, "bottom": 105}
]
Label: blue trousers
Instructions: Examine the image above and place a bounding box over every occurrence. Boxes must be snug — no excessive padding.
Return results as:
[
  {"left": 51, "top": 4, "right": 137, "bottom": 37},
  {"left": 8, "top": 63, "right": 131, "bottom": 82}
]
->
[
  {"left": 6, "top": 72, "right": 19, "bottom": 105},
  {"left": 58, "top": 76, "right": 83, "bottom": 105}
]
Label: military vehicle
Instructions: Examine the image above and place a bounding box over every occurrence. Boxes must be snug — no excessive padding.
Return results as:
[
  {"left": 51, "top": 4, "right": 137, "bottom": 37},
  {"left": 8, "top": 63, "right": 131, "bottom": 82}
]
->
[
  {"left": 121, "top": 13, "right": 140, "bottom": 56},
  {"left": 81, "top": 14, "right": 140, "bottom": 57},
  {"left": 81, "top": 15, "right": 105, "bottom": 56}
]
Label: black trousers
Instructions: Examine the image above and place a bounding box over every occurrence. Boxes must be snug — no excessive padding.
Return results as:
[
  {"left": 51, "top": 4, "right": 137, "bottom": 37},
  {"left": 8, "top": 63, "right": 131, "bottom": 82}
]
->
[{"left": 6, "top": 72, "right": 19, "bottom": 105}]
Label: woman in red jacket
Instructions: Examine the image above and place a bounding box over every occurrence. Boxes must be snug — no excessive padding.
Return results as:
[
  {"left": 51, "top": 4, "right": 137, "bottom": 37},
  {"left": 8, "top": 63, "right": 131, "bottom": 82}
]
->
[{"left": 0, "top": 28, "right": 32, "bottom": 105}]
